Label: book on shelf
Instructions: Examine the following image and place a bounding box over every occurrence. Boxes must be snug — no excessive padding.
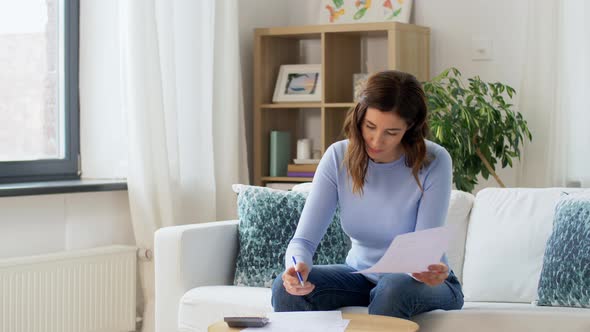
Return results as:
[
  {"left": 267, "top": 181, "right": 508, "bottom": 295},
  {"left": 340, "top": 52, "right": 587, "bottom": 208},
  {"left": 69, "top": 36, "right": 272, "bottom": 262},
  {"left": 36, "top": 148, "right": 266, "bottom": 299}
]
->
[
  {"left": 287, "top": 171, "right": 315, "bottom": 178},
  {"left": 269, "top": 131, "right": 291, "bottom": 177},
  {"left": 287, "top": 163, "right": 317, "bottom": 173}
]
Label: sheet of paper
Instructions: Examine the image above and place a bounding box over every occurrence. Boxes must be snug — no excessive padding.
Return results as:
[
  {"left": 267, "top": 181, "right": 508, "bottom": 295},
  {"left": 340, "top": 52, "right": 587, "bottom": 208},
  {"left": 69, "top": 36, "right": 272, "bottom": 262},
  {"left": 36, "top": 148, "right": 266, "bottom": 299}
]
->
[
  {"left": 354, "top": 225, "right": 452, "bottom": 274},
  {"left": 243, "top": 311, "right": 348, "bottom": 332}
]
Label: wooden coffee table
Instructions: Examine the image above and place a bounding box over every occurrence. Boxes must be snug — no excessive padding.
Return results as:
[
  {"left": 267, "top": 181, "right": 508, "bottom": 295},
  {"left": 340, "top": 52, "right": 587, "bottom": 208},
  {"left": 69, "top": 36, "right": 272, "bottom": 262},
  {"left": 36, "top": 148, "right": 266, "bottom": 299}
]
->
[{"left": 208, "top": 313, "right": 419, "bottom": 331}]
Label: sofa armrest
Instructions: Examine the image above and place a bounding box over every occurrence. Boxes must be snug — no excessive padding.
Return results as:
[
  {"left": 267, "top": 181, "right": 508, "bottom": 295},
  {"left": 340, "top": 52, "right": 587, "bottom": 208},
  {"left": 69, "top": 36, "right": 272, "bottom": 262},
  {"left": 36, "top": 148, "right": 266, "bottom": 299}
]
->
[{"left": 155, "top": 220, "right": 239, "bottom": 332}]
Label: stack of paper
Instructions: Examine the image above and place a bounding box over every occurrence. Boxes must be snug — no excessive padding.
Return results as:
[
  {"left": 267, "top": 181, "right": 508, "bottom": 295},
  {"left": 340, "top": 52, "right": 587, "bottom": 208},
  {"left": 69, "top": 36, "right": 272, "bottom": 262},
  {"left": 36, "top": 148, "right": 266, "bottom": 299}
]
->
[{"left": 243, "top": 311, "right": 349, "bottom": 332}]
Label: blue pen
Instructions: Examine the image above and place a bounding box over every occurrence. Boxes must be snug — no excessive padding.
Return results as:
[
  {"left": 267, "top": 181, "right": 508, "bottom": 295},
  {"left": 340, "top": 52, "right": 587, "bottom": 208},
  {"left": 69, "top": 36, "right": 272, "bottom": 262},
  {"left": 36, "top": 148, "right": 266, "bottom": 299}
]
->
[{"left": 291, "top": 256, "right": 305, "bottom": 287}]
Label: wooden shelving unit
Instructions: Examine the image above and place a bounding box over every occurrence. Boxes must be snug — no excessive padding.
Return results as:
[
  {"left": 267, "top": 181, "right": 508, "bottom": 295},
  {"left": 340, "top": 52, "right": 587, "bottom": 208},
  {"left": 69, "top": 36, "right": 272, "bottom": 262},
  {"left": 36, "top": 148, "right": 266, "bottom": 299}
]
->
[{"left": 253, "top": 22, "right": 430, "bottom": 186}]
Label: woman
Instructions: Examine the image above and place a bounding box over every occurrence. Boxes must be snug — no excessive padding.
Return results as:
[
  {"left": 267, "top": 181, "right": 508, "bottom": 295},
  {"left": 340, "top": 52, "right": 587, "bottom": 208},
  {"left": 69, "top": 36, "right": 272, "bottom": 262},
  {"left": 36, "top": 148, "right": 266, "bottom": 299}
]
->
[{"left": 271, "top": 70, "right": 464, "bottom": 319}]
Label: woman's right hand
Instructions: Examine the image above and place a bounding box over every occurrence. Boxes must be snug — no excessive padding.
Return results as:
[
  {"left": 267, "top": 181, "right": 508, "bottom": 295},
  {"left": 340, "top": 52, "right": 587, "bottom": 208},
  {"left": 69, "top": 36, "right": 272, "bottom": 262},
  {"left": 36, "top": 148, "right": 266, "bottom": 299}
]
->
[{"left": 282, "top": 262, "right": 315, "bottom": 296}]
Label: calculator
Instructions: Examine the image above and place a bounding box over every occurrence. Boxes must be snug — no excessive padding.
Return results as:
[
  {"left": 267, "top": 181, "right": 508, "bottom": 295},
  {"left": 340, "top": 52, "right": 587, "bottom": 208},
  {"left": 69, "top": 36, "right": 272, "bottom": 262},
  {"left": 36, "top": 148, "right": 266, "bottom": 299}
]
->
[{"left": 223, "top": 316, "right": 270, "bottom": 328}]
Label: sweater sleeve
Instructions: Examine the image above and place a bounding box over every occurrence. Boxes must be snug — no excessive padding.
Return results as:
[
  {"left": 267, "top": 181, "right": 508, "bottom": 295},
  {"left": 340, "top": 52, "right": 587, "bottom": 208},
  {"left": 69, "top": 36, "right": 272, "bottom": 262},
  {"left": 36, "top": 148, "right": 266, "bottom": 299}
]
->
[
  {"left": 284, "top": 144, "right": 340, "bottom": 271},
  {"left": 414, "top": 147, "right": 453, "bottom": 268}
]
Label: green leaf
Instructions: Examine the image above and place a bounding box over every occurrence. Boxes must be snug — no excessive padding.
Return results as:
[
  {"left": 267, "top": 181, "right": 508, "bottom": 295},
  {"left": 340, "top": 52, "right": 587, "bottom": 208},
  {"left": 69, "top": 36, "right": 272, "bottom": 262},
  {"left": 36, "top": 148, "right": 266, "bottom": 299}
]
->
[
  {"left": 506, "top": 86, "right": 516, "bottom": 98},
  {"left": 388, "top": 8, "right": 402, "bottom": 19},
  {"left": 436, "top": 126, "right": 443, "bottom": 141},
  {"left": 353, "top": 8, "right": 367, "bottom": 20},
  {"left": 481, "top": 166, "right": 490, "bottom": 180}
]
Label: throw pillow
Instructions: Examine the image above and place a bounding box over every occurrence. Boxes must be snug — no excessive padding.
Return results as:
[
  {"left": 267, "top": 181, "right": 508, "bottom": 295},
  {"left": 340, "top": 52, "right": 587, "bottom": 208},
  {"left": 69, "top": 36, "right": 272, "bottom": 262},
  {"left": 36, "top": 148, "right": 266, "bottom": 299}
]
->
[
  {"left": 537, "top": 192, "right": 590, "bottom": 307},
  {"left": 233, "top": 185, "right": 350, "bottom": 288}
]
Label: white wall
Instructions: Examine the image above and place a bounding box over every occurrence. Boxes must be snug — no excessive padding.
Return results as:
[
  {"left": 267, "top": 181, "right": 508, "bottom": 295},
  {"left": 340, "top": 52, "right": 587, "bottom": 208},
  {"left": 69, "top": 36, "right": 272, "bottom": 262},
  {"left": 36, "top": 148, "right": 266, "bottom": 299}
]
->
[
  {"left": 238, "top": 0, "right": 290, "bottom": 182},
  {"left": 285, "top": 0, "right": 529, "bottom": 192},
  {"left": 412, "top": 0, "right": 528, "bottom": 191},
  {"left": 0, "top": 191, "right": 134, "bottom": 259}
]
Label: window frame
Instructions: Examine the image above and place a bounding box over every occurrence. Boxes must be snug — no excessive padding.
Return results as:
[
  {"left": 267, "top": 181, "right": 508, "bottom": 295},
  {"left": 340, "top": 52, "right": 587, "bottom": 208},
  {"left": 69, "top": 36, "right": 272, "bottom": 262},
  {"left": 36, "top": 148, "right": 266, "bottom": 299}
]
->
[{"left": 0, "top": 0, "right": 80, "bottom": 184}]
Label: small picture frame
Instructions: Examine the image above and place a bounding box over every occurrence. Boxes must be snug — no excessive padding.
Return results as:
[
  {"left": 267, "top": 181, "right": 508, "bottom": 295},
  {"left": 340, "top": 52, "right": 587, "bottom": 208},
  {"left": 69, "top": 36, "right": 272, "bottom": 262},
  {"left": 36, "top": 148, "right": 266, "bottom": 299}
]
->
[{"left": 272, "top": 64, "right": 322, "bottom": 102}]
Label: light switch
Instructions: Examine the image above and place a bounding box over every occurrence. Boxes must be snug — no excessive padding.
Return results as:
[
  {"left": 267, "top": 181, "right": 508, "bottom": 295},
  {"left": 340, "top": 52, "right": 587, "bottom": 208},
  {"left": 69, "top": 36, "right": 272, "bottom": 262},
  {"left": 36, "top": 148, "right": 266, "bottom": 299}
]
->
[{"left": 472, "top": 38, "right": 493, "bottom": 61}]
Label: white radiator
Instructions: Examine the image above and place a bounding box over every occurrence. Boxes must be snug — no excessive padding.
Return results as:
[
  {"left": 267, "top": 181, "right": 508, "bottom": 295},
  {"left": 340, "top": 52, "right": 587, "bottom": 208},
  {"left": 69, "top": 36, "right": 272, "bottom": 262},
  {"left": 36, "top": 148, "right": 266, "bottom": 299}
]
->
[{"left": 0, "top": 245, "right": 137, "bottom": 332}]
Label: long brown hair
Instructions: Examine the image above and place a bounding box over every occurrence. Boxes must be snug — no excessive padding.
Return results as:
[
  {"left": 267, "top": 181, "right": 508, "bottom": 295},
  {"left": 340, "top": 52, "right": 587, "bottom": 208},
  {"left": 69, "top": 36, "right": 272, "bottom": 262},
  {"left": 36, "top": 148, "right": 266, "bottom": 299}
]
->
[{"left": 343, "top": 70, "right": 430, "bottom": 194}]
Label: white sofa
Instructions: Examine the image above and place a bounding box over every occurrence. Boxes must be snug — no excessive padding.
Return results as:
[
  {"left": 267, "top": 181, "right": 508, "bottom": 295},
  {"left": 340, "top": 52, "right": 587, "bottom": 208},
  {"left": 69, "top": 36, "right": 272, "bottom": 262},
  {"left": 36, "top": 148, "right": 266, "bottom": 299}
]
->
[{"left": 155, "top": 188, "right": 590, "bottom": 332}]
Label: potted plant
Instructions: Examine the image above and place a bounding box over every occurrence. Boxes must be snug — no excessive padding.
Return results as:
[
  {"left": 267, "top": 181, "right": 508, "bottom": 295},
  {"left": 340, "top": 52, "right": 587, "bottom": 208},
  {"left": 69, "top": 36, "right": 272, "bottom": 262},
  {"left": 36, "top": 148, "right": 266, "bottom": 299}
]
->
[{"left": 423, "top": 68, "right": 532, "bottom": 193}]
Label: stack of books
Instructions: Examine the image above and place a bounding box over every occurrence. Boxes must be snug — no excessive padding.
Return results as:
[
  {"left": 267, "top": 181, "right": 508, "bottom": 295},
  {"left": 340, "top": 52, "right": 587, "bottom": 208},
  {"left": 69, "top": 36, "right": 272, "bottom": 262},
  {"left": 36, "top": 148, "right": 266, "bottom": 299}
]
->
[{"left": 287, "top": 163, "right": 317, "bottom": 178}]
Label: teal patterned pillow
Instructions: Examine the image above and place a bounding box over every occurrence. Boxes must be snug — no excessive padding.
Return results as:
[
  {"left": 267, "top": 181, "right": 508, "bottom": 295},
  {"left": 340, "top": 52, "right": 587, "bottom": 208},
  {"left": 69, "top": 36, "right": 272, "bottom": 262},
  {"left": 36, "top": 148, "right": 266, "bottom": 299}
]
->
[
  {"left": 234, "top": 186, "right": 350, "bottom": 287},
  {"left": 537, "top": 192, "right": 590, "bottom": 307}
]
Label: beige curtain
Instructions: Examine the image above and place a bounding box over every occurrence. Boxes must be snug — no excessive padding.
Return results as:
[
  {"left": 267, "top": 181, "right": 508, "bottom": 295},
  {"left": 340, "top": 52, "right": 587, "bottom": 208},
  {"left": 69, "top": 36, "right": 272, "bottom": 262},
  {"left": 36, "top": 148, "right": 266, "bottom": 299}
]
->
[
  {"left": 119, "top": 0, "right": 248, "bottom": 330},
  {"left": 518, "top": 0, "right": 590, "bottom": 187}
]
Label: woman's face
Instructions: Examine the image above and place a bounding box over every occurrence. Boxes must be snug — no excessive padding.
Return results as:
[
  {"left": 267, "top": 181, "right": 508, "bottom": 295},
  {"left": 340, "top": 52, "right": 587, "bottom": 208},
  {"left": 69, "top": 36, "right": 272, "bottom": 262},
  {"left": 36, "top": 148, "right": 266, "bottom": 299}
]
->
[{"left": 361, "top": 107, "right": 409, "bottom": 163}]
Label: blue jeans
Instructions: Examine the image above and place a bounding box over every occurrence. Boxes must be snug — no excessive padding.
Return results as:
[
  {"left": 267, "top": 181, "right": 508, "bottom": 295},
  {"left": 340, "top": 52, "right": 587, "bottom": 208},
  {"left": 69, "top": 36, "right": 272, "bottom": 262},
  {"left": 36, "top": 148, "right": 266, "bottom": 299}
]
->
[{"left": 271, "top": 264, "right": 464, "bottom": 319}]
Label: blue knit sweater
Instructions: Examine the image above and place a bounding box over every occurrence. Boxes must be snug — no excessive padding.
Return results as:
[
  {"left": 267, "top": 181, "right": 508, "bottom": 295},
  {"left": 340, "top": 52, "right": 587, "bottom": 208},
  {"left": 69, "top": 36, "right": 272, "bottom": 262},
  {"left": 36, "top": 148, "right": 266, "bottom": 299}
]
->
[{"left": 285, "top": 139, "right": 452, "bottom": 282}]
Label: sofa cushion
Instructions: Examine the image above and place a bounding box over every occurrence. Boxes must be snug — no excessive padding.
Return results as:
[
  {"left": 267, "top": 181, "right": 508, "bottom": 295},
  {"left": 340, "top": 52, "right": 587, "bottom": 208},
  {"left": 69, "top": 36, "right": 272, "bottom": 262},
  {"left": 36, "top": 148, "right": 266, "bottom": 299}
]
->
[
  {"left": 179, "top": 286, "right": 590, "bottom": 332},
  {"left": 292, "top": 182, "right": 313, "bottom": 192},
  {"left": 537, "top": 192, "right": 590, "bottom": 307},
  {"left": 233, "top": 185, "right": 349, "bottom": 287},
  {"left": 462, "top": 188, "right": 584, "bottom": 303},
  {"left": 445, "top": 190, "right": 474, "bottom": 283},
  {"left": 412, "top": 301, "right": 590, "bottom": 332}
]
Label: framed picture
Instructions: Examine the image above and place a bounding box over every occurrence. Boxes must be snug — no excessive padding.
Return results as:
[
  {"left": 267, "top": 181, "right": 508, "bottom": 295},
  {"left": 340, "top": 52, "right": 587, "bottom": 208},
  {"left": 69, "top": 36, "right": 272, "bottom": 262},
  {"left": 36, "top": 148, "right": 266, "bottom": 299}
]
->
[
  {"left": 320, "top": 0, "right": 413, "bottom": 24},
  {"left": 272, "top": 64, "right": 322, "bottom": 102}
]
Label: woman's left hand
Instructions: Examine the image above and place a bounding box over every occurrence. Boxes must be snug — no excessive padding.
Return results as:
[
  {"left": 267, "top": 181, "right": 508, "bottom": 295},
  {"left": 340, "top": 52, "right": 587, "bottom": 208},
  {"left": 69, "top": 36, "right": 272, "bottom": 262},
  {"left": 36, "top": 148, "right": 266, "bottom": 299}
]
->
[{"left": 412, "top": 263, "right": 449, "bottom": 287}]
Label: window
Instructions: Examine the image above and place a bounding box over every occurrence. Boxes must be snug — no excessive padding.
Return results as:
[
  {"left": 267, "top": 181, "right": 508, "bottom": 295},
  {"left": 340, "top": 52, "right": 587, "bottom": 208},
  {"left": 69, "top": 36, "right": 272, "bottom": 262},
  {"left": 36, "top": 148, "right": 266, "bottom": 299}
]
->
[{"left": 0, "top": 0, "right": 79, "bottom": 184}]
